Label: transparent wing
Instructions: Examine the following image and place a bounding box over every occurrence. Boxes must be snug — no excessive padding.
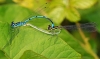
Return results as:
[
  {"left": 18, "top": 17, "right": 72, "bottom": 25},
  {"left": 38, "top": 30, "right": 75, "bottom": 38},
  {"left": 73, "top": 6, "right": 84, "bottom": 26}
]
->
[
  {"left": 61, "top": 23, "right": 96, "bottom": 32},
  {"left": 2, "top": 26, "right": 19, "bottom": 50}
]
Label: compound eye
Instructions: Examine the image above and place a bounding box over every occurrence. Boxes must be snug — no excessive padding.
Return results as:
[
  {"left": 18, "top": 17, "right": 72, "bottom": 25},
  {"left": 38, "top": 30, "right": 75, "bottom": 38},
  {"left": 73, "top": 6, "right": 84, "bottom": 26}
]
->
[{"left": 48, "top": 25, "right": 52, "bottom": 30}]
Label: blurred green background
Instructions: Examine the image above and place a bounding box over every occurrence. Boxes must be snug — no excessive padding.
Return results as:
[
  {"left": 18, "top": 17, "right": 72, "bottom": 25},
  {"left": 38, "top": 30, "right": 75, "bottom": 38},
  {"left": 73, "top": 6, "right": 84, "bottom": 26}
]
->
[{"left": 0, "top": 0, "right": 100, "bottom": 59}]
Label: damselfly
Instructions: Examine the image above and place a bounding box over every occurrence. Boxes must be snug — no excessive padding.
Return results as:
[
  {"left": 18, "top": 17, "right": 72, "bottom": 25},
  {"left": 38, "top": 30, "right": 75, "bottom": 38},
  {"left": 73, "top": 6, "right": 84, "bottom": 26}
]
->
[
  {"left": 11, "top": 16, "right": 54, "bottom": 28},
  {"left": 24, "top": 22, "right": 96, "bottom": 36},
  {"left": 24, "top": 23, "right": 59, "bottom": 35}
]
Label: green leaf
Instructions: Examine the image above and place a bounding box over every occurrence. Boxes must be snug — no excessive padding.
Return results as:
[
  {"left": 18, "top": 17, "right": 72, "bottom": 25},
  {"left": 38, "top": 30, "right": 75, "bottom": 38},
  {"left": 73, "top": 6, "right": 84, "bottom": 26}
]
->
[
  {"left": 71, "top": 0, "right": 97, "bottom": 9},
  {"left": 65, "top": 8, "right": 80, "bottom": 22},
  {"left": 79, "top": 0, "right": 100, "bottom": 33},
  {"left": 48, "top": 7, "right": 65, "bottom": 24},
  {"left": 0, "top": 4, "right": 53, "bottom": 30},
  {"left": 0, "top": 4, "right": 81, "bottom": 59},
  {"left": 3, "top": 26, "right": 80, "bottom": 59},
  {"left": 0, "top": 50, "right": 8, "bottom": 59},
  {"left": 0, "top": 21, "right": 11, "bottom": 49},
  {"left": 0, "top": 24, "right": 81, "bottom": 59},
  {"left": 20, "top": 50, "right": 47, "bottom": 59},
  {"left": 0, "top": 4, "right": 36, "bottom": 23},
  {"left": 59, "top": 29, "right": 95, "bottom": 59}
]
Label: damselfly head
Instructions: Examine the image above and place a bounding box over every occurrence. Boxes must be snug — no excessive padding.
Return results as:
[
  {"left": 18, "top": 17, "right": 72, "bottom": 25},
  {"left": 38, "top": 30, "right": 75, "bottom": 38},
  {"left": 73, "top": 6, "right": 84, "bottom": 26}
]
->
[
  {"left": 48, "top": 25, "right": 52, "bottom": 30},
  {"left": 48, "top": 25, "right": 61, "bottom": 30}
]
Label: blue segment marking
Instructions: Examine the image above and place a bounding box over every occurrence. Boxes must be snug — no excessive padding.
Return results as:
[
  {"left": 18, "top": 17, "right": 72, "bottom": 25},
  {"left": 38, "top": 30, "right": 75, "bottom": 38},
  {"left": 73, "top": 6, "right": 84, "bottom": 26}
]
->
[{"left": 11, "top": 16, "right": 54, "bottom": 28}]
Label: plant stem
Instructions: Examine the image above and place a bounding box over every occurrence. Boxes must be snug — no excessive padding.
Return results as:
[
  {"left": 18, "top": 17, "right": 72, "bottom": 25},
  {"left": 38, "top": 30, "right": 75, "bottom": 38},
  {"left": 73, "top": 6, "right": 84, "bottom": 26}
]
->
[{"left": 76, "top": 22, "right": 99, "bottom": 59}]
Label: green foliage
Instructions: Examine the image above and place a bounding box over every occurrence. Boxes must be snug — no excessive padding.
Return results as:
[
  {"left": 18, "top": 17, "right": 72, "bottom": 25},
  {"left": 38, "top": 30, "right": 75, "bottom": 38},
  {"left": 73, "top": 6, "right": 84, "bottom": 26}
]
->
[
  {"left": 20, "top": 50, "right": 48, "bottom": 59},
  {"left": 0, "top": 4, "right": 81, "bottom": 59},
  {"left": 0, "top": 50, "right": 8, "bottom": 59},
  {"left": 46, "top": 0, "right": 97, "bottom": 24},
  {"left": 0, "top": 0, "right": 99, "bottom": 59},
  {"left": 79, "top": 0, "right": 100, "bottom": 33}
]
